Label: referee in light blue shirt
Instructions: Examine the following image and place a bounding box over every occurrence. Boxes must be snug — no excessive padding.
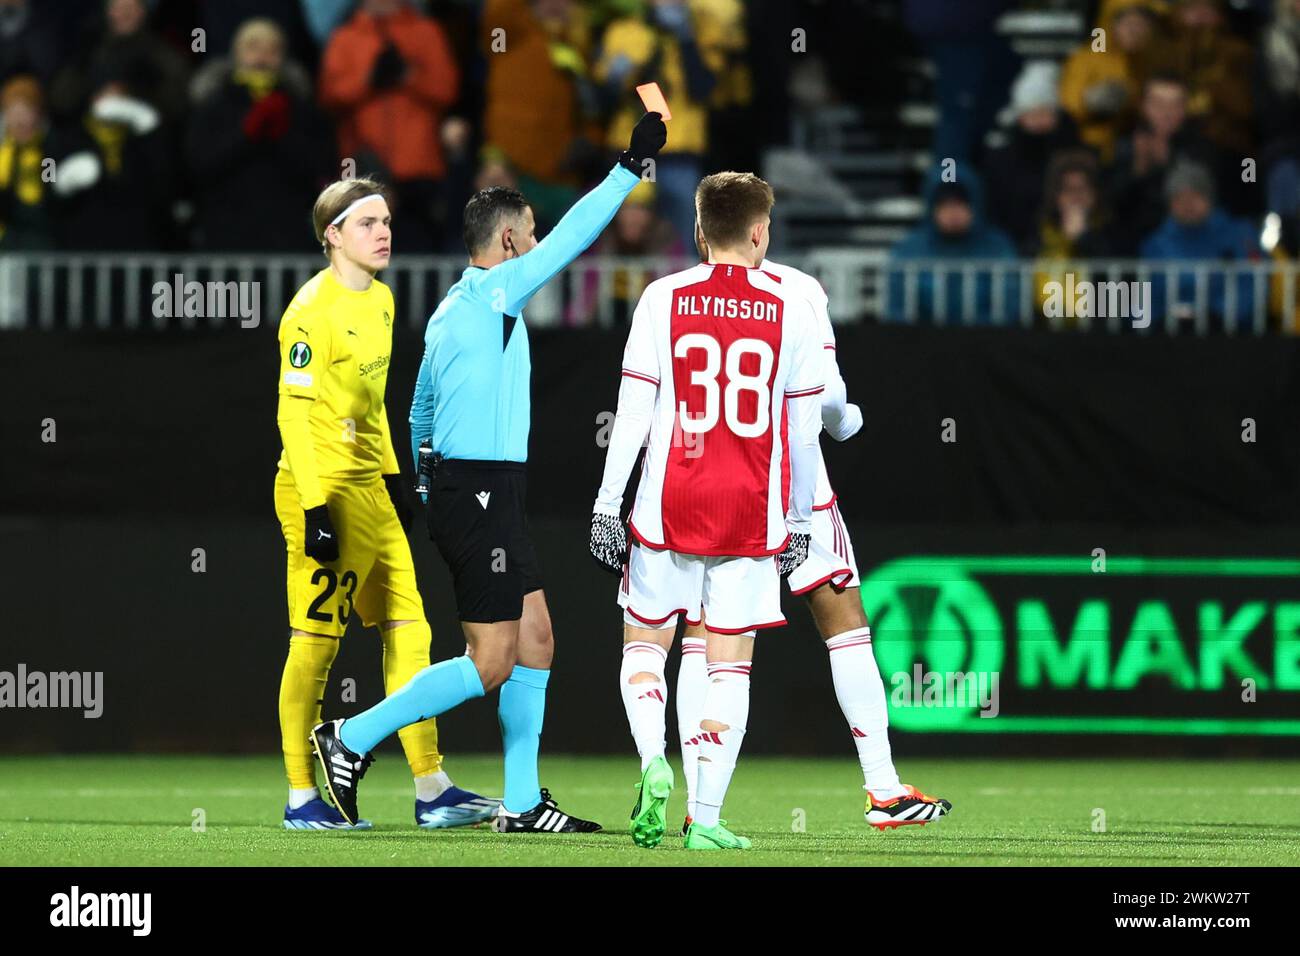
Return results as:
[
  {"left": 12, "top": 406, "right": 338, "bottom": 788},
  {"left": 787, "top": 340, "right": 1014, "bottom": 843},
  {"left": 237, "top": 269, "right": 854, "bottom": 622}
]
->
[{"left": 310, "top": 111, "right": 667, "bottom": 834}]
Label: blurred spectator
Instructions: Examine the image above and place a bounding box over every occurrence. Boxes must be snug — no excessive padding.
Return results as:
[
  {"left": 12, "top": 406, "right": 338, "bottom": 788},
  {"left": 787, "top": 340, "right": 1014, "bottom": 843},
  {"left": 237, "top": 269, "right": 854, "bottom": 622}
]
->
[
  {"left": 1260, "top": 0, "right": 1300, "bottom": 137},
  {"left": 1034, "top": 150, "right": 1116, "bottom": 259},
  {"left": 473, "top": 146, "right": 519, "bottom": 193},
  {"left": 1032, "top": 150, "right": 1118, "bottom": 318},
  {"left": 50, "top": 0, "right": 191, "bottom": 124},
  {"left": 984, "top": 61, "right": 1084, "bottom": 253},
  {"left": 186, "top": 18, "right": 329, "bottom": 251},
  {"left": 0, "top": 74, "right": 52, "bottom": 248},
  {"left": 1146, "top": 0, "right": 1254, "bottom": 155},
  {"left": 45, "top": 77, "right": 176, "bottom": 250},
  {"left": 1059, "top": 0, "right": 1164, "bottom": 162},
  {"left": 481, "top": 0, "right": 596, "bottom": 234},
  {"left": 192, "top": 1, "right": 316, "bottom": 72},
  {"left": 1259, "top": 0, "right": 1300, "bottom": 222},
  {"left": 190, "top": 16, "right": 313, "bottom": 105},
  {"left": 597, "top": 0, "right": 732, "bottom": 248},
  {"left": 701, "top": 0, "right": 754, "bottom": 173},
  {"left": 1265, "top": 207, "right": 1300, "bottom": 333},
  {"left": 319, "top": 0, "right": 459, "bottom": 251},
  {"left": 887, "top": 170, "right": 1020, "bottom": 325},
  {"left": 1106, "top": 73, "right": 1221, "bottom": 254},
  {"left": 0, "top": 0, "right": 65, "bottom": 88},
  {"left": 300, "top": 0, "right": 357, "bottom": 49},
  {"left": 902, "top": 0, "right": 1019, "bottom": 164},
  {"left": 567, "top": 180, "right": 688, "bottom": 324},
  {"left": 1141, "top": 160, "right": 1258, "bottom": 328}
]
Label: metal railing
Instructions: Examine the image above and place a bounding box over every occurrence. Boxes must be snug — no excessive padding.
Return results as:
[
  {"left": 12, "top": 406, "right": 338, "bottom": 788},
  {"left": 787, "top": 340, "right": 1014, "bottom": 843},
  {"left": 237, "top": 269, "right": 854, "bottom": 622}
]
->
[
  {"left": 884, "top": 258, "right": 1300, "bottom": 334},
  {"left": 0, "top": 251, "right": 1295, "bottom": 334}
]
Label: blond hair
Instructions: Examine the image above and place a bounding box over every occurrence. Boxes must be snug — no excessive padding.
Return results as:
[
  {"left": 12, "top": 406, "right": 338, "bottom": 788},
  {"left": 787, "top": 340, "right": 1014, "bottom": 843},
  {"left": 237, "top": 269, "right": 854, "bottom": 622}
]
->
[{"left": 311, "top": 177, "right": 391, "bottom": 258}]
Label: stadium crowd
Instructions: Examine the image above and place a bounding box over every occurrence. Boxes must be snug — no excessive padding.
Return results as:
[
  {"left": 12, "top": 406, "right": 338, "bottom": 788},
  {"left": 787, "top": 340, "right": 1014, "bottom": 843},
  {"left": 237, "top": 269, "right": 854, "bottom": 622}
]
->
[
  {"left": 1, "top": 0, "right": 1298, "bottom": 328},
  {"left": 0, "top": 0, "right": 760, "bottom": 258},
  {"left": 892, "top": 0, "right": 1300, "bottom": 328}
]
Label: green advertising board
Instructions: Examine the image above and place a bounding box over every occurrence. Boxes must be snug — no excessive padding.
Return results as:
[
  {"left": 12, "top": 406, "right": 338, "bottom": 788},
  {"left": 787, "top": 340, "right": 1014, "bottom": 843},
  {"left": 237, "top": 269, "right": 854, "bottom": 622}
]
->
[{"left": 860, "top": 556, "right": 1300, "bottom": 735}]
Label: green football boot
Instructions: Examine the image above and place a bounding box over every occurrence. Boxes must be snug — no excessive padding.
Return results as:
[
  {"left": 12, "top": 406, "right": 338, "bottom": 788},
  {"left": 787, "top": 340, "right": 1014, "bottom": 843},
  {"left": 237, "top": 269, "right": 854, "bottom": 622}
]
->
[
  {"left": 684, "top": 818, "right": 752, "bottom": 850},
  {"left": 629, "top": 755, "right": 674, "bottom": 848}
]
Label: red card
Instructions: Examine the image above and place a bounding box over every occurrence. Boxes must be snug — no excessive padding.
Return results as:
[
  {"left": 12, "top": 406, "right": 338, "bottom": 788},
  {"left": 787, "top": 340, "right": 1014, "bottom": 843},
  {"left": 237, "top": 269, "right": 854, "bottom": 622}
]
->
[{"left": 635, "top": 82, "right": 672, "bottom": 121}]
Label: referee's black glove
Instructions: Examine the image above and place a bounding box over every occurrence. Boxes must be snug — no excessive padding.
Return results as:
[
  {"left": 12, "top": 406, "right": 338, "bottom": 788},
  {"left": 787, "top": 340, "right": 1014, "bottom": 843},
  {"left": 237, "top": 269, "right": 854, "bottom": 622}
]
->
[
  {"left": 383, "top": 473, "right": 413, "bottom": 533},
  {"left": 304, "top": 505, "right": 340, "bottom": 563},
  {"left": 777, "top": 532, "right": 811, "bottom": 579},
  {"left": 618, "top": 111, "right": 668, "bottom": 177},
  {"left": 589, "top": 511, "right": 628, "bottom": 575}
]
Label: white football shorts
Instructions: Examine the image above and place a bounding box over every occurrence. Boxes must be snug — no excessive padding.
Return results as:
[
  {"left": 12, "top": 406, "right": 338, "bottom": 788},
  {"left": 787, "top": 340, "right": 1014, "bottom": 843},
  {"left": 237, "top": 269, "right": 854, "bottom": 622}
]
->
[
  {"left": 786, "top": 498, "right": 860, "bottom": 595},
  {"left": 618, "top": 539, "right": 785, "bottom": 633}
]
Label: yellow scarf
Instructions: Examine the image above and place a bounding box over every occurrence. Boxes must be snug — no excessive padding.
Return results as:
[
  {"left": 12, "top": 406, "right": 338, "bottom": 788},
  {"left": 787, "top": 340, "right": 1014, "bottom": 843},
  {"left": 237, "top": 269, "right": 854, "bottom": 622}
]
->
[
  {"left": 233, "top": 68, "right": 278, "bottom": 101},
  {"left": 84, "top": 116, "right": 127, "bottom": 176},
  {"left": 0, "top": 135, "right": 45, "bottom": 204},
  {"left": 0, "top": 135, "right": 45, "bottom": 242}
]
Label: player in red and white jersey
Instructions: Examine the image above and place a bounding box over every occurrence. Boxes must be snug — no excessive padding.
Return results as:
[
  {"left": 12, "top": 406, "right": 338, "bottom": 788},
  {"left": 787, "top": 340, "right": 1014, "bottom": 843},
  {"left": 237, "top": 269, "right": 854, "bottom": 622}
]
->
[
  {"left": 588, "top": 172, "right": 824, "bottom": 851},
  {"left": 672, "top": 249, "right": 952, "bottom": 832}
]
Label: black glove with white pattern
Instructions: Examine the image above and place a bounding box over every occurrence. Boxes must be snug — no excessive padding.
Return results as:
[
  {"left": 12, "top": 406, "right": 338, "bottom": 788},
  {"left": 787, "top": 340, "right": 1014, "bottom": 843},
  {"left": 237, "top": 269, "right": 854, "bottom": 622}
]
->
[
  {"left": 777, "top": 532, "right": 811, "bottom": 578},
  {"left": 589, "top": 511, "right": 628, "bottom": 575}
]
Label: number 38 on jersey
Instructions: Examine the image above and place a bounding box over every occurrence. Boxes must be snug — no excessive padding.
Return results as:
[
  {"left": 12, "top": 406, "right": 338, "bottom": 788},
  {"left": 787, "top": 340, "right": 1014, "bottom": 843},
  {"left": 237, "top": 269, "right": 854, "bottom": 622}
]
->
[{"left": 673, "top": 334, "right": 775, "bottom": 438}]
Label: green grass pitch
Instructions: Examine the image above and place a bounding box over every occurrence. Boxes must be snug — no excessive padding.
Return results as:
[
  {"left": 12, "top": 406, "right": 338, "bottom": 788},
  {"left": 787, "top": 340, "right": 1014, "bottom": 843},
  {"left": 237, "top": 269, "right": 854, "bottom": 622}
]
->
[{"left": 2, "top": 755, "right": 1298, "bottom": 866}]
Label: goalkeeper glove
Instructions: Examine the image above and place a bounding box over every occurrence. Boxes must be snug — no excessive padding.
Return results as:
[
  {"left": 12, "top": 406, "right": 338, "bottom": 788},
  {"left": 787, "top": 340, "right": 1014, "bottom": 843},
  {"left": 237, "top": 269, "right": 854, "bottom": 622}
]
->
[
  {"left": 777, "top": 532, "right": 810, "bottom": 578},
  {"left": 383, "top": 473, "right": 414, "bottom": 533},
  {"left": 304, "top": 505, "right": 340, "bottom": 562},
  {"left": 618, "top": 111, "right": 668, "bottom": 177},
  {"left": 589, "top": 511, "right": 628, "bottom": 575}
]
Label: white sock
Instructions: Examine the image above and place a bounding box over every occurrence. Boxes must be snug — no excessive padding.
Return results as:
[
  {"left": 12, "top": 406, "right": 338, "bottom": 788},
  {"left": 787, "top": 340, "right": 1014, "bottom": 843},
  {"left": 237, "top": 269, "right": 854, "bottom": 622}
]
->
[
  {"left": 620, "top": 641, "right": 668, "bottom": 770},
  {"left": 694, "top": 660, "right": 751, "bottom": 828},
  {"left": 826, "top": 627, "right": 905, "bottom": 798},
  {"left": 288, "top": 786, "right": 319, "bottom": 810},
  {"left": 414, "top": 769, "right": 454, "bottom": 802},
  {"left": 676, "top": 637, "right": 708, "bottom": 818}
]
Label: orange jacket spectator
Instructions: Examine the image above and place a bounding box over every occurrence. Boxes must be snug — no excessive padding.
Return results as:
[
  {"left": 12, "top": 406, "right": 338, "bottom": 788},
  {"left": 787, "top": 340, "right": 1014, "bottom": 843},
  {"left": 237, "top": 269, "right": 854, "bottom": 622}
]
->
[
  {"left": 481, "top": 0, "right": 591, "bottom": 186},
  {"left": 318, "top": 2, "right": 459, "bottom": 181}
]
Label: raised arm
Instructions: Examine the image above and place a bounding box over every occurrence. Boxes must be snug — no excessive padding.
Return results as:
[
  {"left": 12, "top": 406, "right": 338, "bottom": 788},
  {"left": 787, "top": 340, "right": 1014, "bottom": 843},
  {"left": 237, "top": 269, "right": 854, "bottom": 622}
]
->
[{"left": 491, "top": 112, "right": 667, "bottom": 316}]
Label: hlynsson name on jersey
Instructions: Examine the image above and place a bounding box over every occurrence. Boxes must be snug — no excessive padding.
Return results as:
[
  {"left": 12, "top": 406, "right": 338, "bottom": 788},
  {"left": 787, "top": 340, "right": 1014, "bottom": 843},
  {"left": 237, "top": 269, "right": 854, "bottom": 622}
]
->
[{"left": 675, "top": 294, "right": 778, "bottom": 322}]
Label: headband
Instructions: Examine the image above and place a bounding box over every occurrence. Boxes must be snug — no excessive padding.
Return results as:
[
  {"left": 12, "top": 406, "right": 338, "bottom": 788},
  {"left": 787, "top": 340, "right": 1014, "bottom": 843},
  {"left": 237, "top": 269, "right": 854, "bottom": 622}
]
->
[{"left": 330, "top": 193, "right": 385, "bottom": 226}]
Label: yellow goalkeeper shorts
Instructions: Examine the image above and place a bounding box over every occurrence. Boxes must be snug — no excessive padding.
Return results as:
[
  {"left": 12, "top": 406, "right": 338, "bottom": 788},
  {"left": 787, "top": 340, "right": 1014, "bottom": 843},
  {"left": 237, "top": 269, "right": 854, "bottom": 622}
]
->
[{"left": 274, "top": 470, "right": 425, "bottom": 637}]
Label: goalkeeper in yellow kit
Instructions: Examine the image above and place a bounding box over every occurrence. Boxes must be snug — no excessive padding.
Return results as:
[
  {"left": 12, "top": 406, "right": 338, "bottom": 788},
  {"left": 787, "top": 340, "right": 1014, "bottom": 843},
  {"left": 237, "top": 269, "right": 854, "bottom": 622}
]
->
[{"left": 274, "top": 177, "right": 498, "bottom": 829}]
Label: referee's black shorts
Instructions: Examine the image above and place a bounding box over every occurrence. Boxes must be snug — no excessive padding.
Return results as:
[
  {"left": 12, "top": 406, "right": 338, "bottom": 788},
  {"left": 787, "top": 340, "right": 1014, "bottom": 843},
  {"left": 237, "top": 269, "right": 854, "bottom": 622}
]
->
[{"left": 424, "top": 458, "right": 543, "bottom": 623}]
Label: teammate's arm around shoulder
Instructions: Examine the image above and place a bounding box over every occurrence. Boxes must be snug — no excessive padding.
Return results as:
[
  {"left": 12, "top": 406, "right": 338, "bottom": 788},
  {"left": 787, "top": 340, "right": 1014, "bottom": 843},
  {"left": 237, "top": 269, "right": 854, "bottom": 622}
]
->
[
  {"left": 276, "top": 303, "right": 338, "bottom": 561},
  {"left": 590, "top": 291, "right": 660, "bottom": 573},
  {"left": 779, "top": 301, "right": 825, "bottom": 577},
  {"left": 493, "top": 112, "right": 667, "bottom": 316},
  {"left": 813, "top": 283, "right": 862, "bottom": 442}
]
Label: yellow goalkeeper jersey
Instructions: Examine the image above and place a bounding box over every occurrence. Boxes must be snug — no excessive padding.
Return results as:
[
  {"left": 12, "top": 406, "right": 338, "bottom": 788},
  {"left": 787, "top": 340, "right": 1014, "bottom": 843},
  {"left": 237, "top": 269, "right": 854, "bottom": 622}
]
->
[{"left": 275, "top": 268, "right": 400, "bottom": 510}]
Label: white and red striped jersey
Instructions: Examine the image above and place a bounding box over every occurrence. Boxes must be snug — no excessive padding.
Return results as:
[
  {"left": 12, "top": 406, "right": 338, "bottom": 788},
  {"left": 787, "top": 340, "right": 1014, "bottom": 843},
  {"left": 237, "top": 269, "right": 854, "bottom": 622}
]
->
[
  {"left": 759, "top": 259, "right": 843, "bottom": 510},
  {"left": 596, "top": 262, "right": 825, "bottom": 557}
]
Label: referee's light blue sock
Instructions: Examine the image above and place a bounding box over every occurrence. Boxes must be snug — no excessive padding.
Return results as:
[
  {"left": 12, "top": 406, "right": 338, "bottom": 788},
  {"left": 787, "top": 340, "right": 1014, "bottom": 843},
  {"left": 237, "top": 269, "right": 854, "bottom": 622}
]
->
[
  {"left": 499, "top": 665, "right": 549, "bottom": 813},
  {"left": 340, "top": 656, "right": 484, "bottom": 756}
]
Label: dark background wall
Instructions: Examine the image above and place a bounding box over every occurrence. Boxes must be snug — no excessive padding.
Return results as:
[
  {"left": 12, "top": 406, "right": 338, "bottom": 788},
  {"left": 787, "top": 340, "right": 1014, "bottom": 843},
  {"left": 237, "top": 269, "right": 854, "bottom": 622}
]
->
[{"left": 3, "top": 324, "right": 1300, "bottom": 757}]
